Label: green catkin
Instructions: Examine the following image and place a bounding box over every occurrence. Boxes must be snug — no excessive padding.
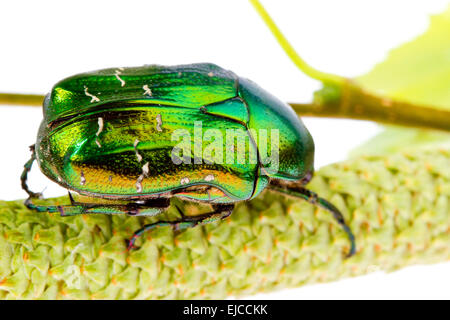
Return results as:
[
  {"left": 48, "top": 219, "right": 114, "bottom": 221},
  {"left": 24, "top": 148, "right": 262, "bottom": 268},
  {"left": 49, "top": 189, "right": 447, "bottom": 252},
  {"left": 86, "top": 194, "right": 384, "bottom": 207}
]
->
[{"left": 0, "top": 148, "right": 449, "bottom": 299}]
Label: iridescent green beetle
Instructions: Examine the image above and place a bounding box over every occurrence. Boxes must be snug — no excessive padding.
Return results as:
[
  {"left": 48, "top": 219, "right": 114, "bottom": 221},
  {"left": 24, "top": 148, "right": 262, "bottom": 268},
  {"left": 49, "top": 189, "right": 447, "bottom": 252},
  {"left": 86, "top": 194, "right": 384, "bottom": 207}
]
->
[{"left": 21, "top": 63, "right": 355, "bottom": 256}]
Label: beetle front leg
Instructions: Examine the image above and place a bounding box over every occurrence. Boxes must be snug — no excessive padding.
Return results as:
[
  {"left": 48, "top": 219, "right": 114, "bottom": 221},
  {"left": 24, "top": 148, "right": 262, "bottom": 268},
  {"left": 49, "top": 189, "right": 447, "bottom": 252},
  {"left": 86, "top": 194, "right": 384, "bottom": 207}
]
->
[
  {"left": 21, "top": 147, "right": 71, "bottom": 214},
  {"left": 127, "top": 204, "right": 234, "bottom": 250},
  {"left": 21, "top": 145, "right": 42, "bottom": 199},
  {"left": 268, "top": 182, "right": 356, "bottom": 258}
]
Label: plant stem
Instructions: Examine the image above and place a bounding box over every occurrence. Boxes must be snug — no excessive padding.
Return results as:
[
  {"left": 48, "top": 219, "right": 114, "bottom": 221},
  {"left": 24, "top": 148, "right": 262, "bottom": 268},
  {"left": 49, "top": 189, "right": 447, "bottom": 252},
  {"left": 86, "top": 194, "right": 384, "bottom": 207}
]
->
[
  {"left": 291, "top": 81, "right": 450, "bottom": 132},
  {"left": 1, "top": 88, "right": 449, "bottom": 132},
  {"left": 0, "top": 93, "right": 44, "bottom": 107},
  {"left": 249, "top": 0, "right": 345, "bottom": 86}
]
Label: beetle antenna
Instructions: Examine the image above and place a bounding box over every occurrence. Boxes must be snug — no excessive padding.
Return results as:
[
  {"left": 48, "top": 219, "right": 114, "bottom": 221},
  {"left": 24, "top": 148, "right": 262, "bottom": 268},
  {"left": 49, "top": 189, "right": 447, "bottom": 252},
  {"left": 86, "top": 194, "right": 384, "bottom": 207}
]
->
[{"left": 268, "top": 183, "right": 356, "bottom": 258}]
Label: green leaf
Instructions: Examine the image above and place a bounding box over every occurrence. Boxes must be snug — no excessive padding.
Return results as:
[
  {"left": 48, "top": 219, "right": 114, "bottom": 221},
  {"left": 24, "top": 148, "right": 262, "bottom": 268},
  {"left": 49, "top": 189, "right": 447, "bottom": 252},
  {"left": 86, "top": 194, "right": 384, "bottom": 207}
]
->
[{"left": 352, "top": 5, "right": 450, "bottom": 157}]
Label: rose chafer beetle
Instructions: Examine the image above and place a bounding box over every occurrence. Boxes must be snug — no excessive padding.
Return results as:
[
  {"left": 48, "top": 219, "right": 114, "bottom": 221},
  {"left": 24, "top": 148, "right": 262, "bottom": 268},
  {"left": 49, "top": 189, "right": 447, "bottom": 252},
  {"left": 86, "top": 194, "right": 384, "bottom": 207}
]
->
[{"left": 21, "top": 63, "right": 355, "bottom": 257}]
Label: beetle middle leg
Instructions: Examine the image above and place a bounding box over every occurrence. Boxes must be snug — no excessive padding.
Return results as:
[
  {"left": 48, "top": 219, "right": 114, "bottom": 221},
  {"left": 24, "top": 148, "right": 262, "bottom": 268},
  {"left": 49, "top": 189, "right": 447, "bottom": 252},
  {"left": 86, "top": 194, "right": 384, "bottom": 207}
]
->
[
  {"left": 127, "top": 203, "right": 234, "bottom": 250},
  {"left": 268, "top": 179, "right": 356, "bottom": 258}
]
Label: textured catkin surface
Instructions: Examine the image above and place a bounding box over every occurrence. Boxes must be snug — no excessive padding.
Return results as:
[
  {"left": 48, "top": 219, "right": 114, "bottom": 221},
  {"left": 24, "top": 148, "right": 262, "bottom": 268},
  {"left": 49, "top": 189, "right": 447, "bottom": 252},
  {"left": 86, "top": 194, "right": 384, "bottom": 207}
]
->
[{"left": 0, "top": 149, "right": 449, "bottom": 299}]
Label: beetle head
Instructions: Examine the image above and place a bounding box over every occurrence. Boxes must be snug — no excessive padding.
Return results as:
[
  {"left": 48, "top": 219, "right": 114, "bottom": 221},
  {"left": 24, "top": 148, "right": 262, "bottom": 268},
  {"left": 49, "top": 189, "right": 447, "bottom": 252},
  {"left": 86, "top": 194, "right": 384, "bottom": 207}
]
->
[{"left": 238, "top": 78, "right": 315, "bottom": 182}]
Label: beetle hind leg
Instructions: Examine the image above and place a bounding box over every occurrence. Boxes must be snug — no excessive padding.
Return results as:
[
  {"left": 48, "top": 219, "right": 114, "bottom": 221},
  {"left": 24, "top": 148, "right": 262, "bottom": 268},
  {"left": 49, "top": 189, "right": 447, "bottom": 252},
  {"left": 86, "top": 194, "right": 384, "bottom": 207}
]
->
[
  {"left": 127, "top": 203, "right": 234, "bottom": 250},
  {"left": 25, "top": 198, "right": 169, "bottom": 218}
]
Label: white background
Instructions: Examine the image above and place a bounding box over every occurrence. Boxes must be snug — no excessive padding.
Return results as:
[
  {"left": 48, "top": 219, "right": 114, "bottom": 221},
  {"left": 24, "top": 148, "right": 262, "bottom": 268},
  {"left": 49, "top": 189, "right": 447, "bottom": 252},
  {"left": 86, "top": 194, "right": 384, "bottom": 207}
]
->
[{"left": 0, "top": 0, "right": 449, "bottom": 299}]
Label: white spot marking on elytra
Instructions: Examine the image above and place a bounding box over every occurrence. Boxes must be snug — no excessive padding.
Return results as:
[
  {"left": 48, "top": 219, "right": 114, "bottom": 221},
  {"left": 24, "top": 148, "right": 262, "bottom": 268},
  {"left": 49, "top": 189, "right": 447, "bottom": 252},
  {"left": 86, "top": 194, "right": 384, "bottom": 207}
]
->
[
  {"left": 114, "top": 70, "right": 125, "bottom": 87},
  {"left": 80, "top": 171, "right": 86, "bottom": 185},
  {"left": 208, "top": 72, "right": 214, "bottom": 77},
  {"left": 134, "top": 139, "right": 143, "bottom": 162},
  {"left": 143, "top": 84, "right": 152, "bottom": 96},
  {"left": 156, "top": 114, "right": 163, "bottom": 132},
  {"left": 95, "top": 117, "right": 104, "bottom": 148},
  {"left": 96, "top": 117, "right": 104, "bottom": 136},
  {"left": 142, "top": 162, "right": 149, "bottom": 177},
  {"left": 204, "top": 174, "right": 215, "bottom": 182},
  {"left": 135, "top": 162, "right": 150, "bottom": 193},
  {"left": 136, "top": 174, "right": 144, "bottom": 193},
  {"left": 108, "top": 175, "right": 113, "bottom": 182},
  {"left": 84, "top": 86, "right": 100, "bottom": 103},
  {"left": 180, "top": 177, "right": 190, "bottom": 185}
]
